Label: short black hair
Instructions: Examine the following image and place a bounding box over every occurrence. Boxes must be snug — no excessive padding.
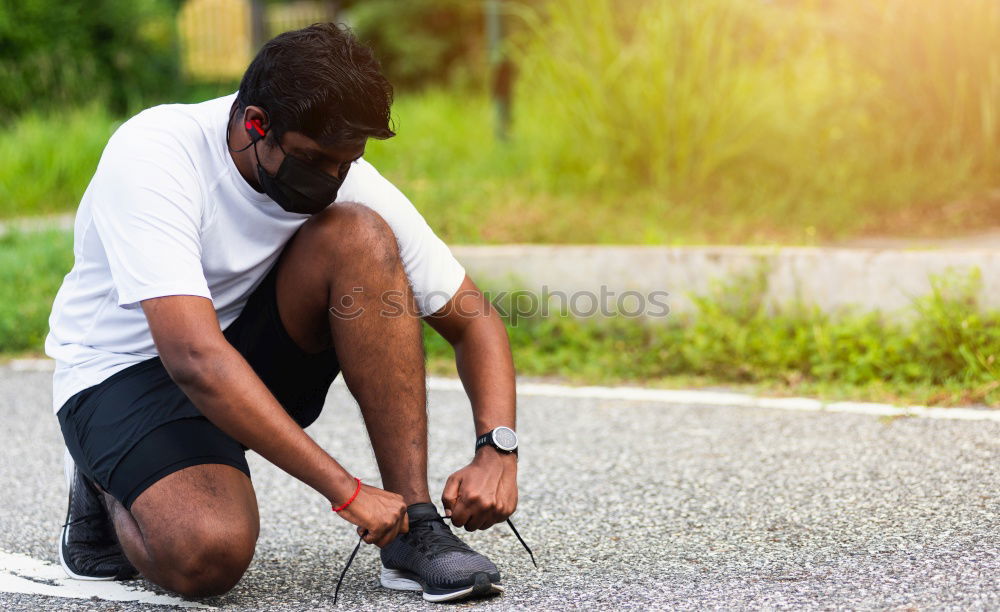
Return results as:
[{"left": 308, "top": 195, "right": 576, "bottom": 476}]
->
[{"left": 235, "top": 23, "right": 394, "bottom": 145}]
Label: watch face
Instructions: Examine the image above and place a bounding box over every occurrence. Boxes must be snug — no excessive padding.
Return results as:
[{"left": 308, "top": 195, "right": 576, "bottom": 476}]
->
[{"left": 492, "top": 426, "right": 518, "bottom": 451}]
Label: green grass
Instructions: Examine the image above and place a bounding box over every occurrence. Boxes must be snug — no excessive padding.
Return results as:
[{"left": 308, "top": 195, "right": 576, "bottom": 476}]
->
[
  {"left": 368, "top": 0, "right": 1000, "bottom": 244},
  {"left": 494, "top": 0, "right": 1000, "bottom": 243},
  {"left": 0, "top": 230, "right": 73, "bottom": 354},
  {"left": 4, "top": 230, "right": 995, "bottom": 407},
  {"left": 0, "top": 82, "right": 236, "bottom": 222},
  {"left": 0, "top": 106, "right": 119, "bottom": 219},
  {"left": 424, "top": 269, "right": 1000, "bottom": 408}
]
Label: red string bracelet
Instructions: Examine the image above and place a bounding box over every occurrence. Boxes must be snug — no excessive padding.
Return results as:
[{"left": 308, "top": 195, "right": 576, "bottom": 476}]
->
[{"left": 332, "top": 477, "right": 362, "bottom": 513}]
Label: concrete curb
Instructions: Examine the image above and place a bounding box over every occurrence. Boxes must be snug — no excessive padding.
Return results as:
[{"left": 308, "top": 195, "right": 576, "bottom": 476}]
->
[
  {"left": 0, "top": 214, "right": 73, "bottom": 237},
  {"left": 9, "top": 359, "right": 994, "bottom": 421},
  {"left": 452, "top": 244, "right": 1000, "bottom": 315},
  {"left": 6, "top": 215, "right": 998, "bottom": 315}
]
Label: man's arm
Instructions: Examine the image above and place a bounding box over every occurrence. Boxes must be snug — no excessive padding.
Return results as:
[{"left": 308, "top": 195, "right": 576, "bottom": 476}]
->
[
  {"left": 425, "top": 275, "right": 518, "bottom": 531},
  {"left": 141, "top": 294, "right": 408, "bottom": 547}
]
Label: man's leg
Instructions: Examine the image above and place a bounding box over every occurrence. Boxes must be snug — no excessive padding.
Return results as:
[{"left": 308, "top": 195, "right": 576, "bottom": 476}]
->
[
  {"left": 273, "top": 203, "right": 431, "bottom": 504},
  {"left": 101, "top": 464, "right": 259, "bottom": 597}
]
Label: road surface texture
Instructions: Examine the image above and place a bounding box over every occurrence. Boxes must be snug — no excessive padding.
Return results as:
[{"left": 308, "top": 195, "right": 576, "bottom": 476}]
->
[{"left": 0, "top": 366, "right": 997, "bottom": 610}]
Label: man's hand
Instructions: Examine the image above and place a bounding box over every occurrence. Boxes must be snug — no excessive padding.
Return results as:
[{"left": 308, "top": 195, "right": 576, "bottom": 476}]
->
[
  {"left": 442, "top": 448, "right": 518, "bottom": 531},
  {"left": 337, "top": 484, "right": 409, "bottom": 547}
]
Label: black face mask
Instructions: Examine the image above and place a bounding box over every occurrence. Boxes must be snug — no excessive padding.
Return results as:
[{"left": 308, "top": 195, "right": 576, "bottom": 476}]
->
[{"left": 253, "top": 138, "right": 344, "bottom": 215}]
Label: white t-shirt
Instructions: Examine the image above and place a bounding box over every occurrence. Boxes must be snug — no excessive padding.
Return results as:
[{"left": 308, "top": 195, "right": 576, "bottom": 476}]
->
[{"left": 45, "top": 93, "right": 465, "bottom": 414}]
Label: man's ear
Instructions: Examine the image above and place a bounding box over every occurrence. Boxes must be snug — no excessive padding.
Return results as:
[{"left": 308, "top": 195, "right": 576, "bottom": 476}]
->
[{"left": 242, "top": 106, "right": 270, "bottom": 135}]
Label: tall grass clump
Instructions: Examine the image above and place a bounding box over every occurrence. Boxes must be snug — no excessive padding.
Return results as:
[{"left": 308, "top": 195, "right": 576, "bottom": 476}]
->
[
  {"left": 510, "top": 0, "right": 866, "bottom": 229},
  {"left": 0, "top": 107, "right": 119, "bottom": 218},
  {"left": 509, "top": 0, "right": 1000, "bottom": 240},
  {"left": 0, "top": 230, "right": 73, "bottom": 354},
  {"left": 832, "top": 0, "right": 1000, "bottom": 203}
]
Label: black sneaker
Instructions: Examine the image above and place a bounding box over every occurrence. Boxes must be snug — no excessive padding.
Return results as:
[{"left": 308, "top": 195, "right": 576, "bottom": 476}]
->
[
  {"left": 379, "top": 503, "right": 503, "bottom": 602},
  {"left": 59, "top": 450, "right": 138, "bottom": 581}
]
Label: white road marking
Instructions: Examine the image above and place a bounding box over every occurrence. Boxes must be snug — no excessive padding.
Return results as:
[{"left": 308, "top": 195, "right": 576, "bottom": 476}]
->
[
  {"left": 7, "top": 358, "right": 996, "bottom": 422},
  {"left": 0, "top": 550, "right": 210, "bottom": 608},
  {"left": 424, "top": 377, "right": 1000, "bottom": 422}
]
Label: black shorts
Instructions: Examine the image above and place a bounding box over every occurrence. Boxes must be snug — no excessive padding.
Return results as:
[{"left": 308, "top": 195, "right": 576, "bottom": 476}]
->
[{"left": 57, "top": 261, "right": 340, "bottom": 511}]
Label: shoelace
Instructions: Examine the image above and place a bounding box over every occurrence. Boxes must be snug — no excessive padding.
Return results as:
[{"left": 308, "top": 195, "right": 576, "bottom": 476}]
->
[
  {"left": 404, "top": 514, "right": 474, "bottom": 556},
  {"left": 62, "top": 511, "right": 106, "bottom": 530},
  {"left": 333, "top": 516, "right": 536, "bottom": 605}
]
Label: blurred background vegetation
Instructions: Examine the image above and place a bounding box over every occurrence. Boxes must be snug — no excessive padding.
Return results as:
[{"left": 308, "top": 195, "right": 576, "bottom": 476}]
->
[
  {"left": 1, "top": 0, "right": 998, "bottom": 403},
  {"left": 1, "top": 0, "right": 997, "bottom": 243}
]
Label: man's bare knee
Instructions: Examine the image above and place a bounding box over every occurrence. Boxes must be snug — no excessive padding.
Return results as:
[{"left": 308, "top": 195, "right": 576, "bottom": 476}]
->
[
  {"left": 141, "top": 509, "right": 257, "bottom": 598},
  {"left": 306, "top": 202, "right": 401, "bottom": 266},
  {"left": 158, "top": 532, "right": 255, "bottom": 598},
  {"left": 126, "top": 465, "right": 259, "bottom": 599}
]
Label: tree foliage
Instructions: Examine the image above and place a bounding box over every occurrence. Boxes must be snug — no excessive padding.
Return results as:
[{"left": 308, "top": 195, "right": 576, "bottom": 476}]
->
[{"left": 0, "top": 0, "right": 181, "bottom": 115}]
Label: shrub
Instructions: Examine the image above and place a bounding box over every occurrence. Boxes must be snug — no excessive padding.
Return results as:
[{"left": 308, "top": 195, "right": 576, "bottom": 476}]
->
[{"left": 0, "top": 0, "right": 181, "bottom": 116}]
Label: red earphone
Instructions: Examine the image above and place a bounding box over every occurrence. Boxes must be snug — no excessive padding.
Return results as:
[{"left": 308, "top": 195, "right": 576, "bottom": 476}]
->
[{"left": 245, "top": 119, "right": 266, "bottom": 143}]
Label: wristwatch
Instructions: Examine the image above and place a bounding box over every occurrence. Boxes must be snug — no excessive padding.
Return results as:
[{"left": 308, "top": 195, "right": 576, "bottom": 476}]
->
[{"left": 475, "top": 426, "right": 519, "bottom": 456}]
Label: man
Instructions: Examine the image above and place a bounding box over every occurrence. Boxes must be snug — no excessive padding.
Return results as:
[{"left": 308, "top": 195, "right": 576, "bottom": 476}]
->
[{"left": 45, "top": 23, "right": 521, "bottom": 603}]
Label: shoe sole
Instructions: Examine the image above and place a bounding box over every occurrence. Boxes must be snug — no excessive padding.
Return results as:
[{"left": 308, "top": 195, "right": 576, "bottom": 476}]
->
[
  {"left": 380, "top": 567, "right": 503, "bottom": 602},
  {"left": 59, "top": 449, "right": 117, "bottom": 582}
]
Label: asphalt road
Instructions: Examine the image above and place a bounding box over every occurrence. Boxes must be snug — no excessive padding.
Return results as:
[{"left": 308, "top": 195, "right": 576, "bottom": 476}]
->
[{"left": 1, "top": 366, "right": 997, "bottom": 610}]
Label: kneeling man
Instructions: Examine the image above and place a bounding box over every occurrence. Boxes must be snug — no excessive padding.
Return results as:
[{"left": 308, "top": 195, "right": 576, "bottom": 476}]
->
[{"left": 46, "top": 23, "right": 520, "bottom": 603}]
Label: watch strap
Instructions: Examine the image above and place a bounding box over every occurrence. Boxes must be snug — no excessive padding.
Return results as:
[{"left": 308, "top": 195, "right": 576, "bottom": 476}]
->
[{"left": 475, "top": 431, "right": 493, "bottom": 452}]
